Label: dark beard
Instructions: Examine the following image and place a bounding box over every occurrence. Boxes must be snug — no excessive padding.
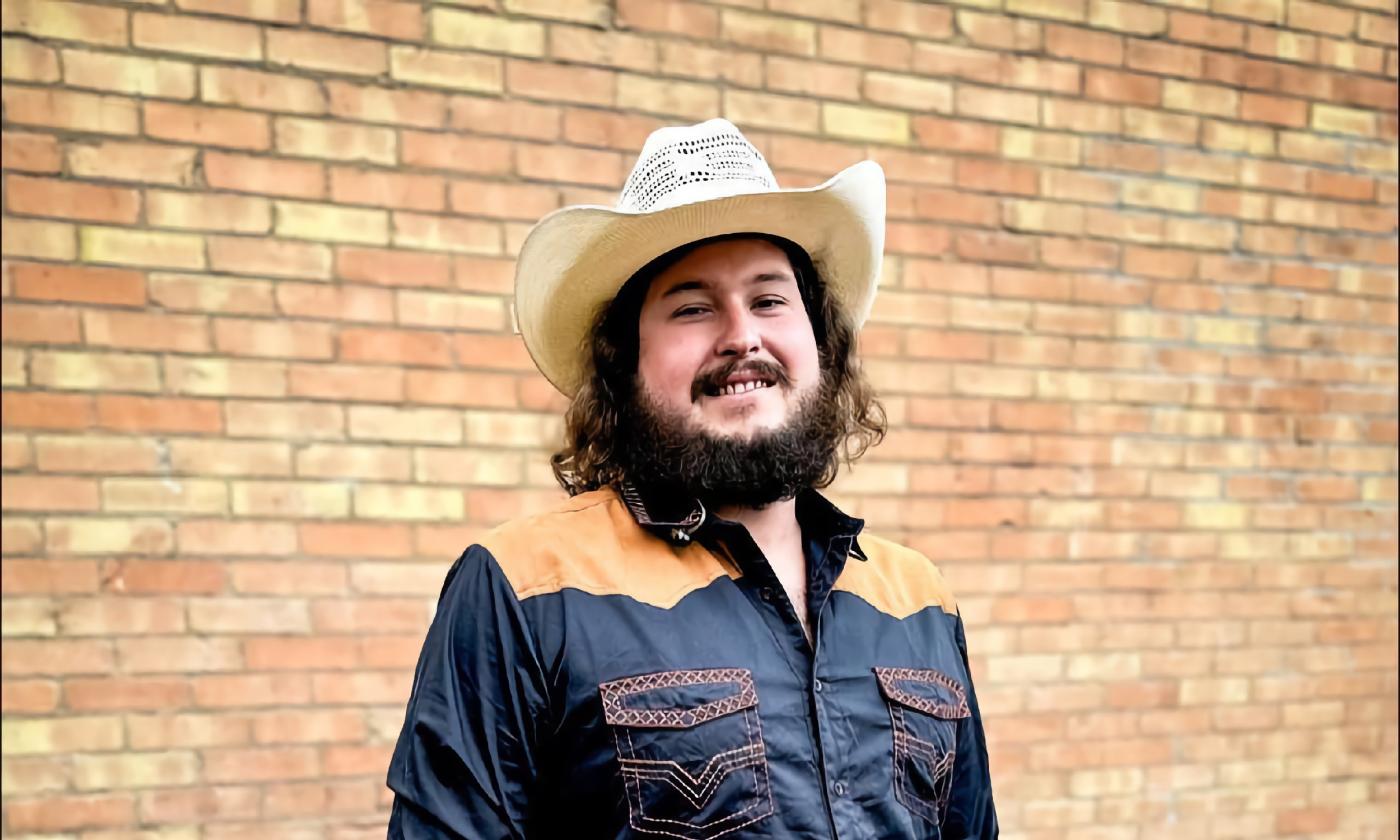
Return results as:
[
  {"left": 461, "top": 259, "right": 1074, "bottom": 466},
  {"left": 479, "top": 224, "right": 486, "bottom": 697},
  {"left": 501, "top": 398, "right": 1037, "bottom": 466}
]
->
[{"left": 617, "top": 372, "right": 842, "bottom": 509}]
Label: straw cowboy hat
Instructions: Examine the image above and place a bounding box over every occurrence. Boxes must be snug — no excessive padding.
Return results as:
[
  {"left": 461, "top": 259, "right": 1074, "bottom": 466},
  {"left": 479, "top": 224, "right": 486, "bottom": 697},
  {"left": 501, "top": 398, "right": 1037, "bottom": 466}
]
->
[{"left": 513, "top": 118, "right": 886, "bottom": 397}]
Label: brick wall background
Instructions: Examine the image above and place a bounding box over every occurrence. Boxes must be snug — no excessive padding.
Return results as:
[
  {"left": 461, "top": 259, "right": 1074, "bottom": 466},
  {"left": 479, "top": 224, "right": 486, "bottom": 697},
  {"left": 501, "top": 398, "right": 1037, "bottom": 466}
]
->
[{"left": 1, "top": 0, "right": 1397, "bottom": 836}]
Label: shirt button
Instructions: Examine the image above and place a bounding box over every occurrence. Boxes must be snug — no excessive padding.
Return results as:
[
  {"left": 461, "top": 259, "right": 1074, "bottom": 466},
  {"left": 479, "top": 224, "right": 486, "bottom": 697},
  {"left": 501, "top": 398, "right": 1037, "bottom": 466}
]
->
[
  {"left": 813, "top": 679, "right": 824, "bottom": 694},
  {"left": 832, "top": 780, "right": 846, "bottom": 797},
  {"left": 759, "top": 587, "right": 774, "bottom": 602}
]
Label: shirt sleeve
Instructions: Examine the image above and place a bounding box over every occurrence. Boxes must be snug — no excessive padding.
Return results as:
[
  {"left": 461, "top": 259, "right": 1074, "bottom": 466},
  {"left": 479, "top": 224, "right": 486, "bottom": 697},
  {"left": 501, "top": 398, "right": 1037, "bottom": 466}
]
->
[
  {"left": 946, "top": 609, "right": 999, "bottom": 838},
  {"left": 386, "top": 544, "right": 552, "bottom": 840}
]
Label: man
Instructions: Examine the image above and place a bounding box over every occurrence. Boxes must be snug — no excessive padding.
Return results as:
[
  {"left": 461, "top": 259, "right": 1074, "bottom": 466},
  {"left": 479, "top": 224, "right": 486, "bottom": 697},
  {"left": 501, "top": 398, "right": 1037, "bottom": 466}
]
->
[{"left": 387, "top": 119, "right": 997, "bottom": 838}]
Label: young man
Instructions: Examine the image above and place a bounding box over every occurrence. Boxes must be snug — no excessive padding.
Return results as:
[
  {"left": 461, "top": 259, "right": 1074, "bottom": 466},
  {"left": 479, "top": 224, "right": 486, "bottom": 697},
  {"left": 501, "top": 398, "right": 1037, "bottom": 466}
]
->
[{"left": 387, "top": 119, "right": 997, "bottom": 839}]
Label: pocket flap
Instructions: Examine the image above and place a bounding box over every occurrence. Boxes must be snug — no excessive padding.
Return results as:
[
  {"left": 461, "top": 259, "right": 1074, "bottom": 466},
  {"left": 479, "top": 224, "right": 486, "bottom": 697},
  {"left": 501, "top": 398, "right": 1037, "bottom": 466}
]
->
[
  {"left": 875, "top": 667, "right": 970, "bottom": 719},
  {"left": 600, "top": 668, "right": 757, "bottom": 729}
]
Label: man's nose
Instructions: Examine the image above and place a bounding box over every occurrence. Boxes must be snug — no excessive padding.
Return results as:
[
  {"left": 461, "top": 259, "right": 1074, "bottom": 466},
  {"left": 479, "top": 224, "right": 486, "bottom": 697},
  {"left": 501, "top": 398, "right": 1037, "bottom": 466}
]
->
[{"left": 715, "top": 306, "right": 761, "bottom": 357}]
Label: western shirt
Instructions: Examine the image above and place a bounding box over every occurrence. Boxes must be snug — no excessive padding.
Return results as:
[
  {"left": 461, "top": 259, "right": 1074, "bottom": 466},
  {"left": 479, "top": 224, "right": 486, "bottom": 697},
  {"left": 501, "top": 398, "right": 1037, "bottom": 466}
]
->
[{"left": 387, "top": 484, "right": 997, "bottom": 838}]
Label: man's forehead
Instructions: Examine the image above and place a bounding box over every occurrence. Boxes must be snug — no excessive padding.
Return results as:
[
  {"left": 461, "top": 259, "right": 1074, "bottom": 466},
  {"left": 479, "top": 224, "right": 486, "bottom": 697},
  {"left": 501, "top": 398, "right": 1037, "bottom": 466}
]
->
[{"left": 643, "top": 239, "right": 798, "bottom": 301}]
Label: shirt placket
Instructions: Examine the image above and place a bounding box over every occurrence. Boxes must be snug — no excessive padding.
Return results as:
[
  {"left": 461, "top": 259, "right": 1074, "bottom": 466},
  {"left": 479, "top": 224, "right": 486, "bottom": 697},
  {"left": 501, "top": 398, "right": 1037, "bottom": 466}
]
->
[{"left": 704, "top": 520, "right": 857, "bottom": 840}]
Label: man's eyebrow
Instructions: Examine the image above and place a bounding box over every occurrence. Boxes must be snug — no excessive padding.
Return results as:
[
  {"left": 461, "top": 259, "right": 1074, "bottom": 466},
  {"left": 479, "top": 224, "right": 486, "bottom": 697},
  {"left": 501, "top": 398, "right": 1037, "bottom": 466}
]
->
[{"left": 658, "top": 272, "right": 795, "bottom": 298}]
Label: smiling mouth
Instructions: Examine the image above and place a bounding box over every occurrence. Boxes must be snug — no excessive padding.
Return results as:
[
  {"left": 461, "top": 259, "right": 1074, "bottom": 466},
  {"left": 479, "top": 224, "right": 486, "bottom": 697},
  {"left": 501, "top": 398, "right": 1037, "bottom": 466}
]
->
[{"left": 709, "top": 379, "right": 776, "bottom": 397}]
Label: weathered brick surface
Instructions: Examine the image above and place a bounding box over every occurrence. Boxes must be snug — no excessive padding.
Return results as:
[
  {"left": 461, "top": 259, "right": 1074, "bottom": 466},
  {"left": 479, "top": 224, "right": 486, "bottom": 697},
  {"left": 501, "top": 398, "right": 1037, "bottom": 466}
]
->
[{"left": 1, "top": 0, "right": 1396, "bottom": 836}]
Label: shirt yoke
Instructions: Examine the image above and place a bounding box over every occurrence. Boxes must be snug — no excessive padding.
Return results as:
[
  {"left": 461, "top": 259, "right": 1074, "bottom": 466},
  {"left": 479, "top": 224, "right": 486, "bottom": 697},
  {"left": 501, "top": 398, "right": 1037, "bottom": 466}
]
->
[
  {"left": 834, "top": 532, "right": 959, "bottom": 619},
  {"left": 478, "top": 488, "right": 737, "bottom": 609}
]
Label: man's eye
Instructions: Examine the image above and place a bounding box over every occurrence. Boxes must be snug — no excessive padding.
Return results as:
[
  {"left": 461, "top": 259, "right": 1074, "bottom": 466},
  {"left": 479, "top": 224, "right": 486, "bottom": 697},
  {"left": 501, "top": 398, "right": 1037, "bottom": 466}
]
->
[
  {"left": 673, "top": 305, "right": 708, "bottom": 318},
  {"left": 754, "top": 297, "right": 786, "bottom": 310}
]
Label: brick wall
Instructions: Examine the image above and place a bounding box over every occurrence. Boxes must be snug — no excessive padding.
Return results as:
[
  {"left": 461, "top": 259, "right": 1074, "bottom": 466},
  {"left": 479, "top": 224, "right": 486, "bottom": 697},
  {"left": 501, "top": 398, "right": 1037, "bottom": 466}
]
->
[{"left": 1, "top": 0, "right": 1396, "bottom": 836}]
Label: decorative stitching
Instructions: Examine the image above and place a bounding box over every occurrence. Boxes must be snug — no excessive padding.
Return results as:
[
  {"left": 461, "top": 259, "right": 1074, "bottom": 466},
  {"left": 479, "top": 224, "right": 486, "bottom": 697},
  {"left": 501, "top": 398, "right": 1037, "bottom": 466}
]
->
[
  {"left": 603, "top": 669, "right": 773, "bottom": 839},
  {"left": 880, "top": 669, "right": 966, "bottom": 828},
  {"left": 874, "top": 667, "right": 970, "bottom": 719},
  {"left": 601, "top": 668, "right": 757, "bottom": 729}
]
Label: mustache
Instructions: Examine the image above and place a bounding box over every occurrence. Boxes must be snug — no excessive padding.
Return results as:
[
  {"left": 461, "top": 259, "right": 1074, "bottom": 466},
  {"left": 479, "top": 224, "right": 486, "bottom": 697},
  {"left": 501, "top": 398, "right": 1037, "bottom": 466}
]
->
[{"left": 690, "top": 359, "right": 791, "bottom": 402}]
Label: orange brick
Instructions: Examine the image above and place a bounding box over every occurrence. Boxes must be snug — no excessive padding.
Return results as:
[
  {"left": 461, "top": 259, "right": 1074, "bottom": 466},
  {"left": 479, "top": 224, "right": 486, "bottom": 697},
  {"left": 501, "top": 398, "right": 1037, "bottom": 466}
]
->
[
  {"left": 268, "top": 29, "right": 389, "bottom": 77},
  {"left": 308, "top": 0, "right": 424, "bottom": 40},
  {"left": 201, "top": 66, "right": 327, "bottom": 114},
  {"left": 616, "top": 0, "right": 718, "bottom": 37},
  {"left": 145, "top": 102, "right": 269, "bottom": 150},
  {"left": 2, "top": 131, "right": 62, "bottom": 173},
  {"left": 400, "top": 131, "right": 513, "bottom": 175},
  {"left": 208, "top": 235, "right": 332, "bottom": 280},
  {"left": 10, "top": 263, "right": 146, "bottom": 306}
]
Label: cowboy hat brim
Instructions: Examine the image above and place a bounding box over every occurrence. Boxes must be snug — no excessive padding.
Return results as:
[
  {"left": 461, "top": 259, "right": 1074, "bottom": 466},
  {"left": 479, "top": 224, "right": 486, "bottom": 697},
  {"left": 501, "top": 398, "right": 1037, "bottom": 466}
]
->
[{"left": 513, "top": 159, "right": 886, "bottom": 397}]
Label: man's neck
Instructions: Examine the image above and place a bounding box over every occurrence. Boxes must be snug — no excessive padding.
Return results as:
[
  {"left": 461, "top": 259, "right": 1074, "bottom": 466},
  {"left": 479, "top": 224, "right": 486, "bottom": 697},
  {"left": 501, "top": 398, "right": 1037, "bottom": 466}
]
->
[{"left": 714, "top": 496, "right": 802, "bottom": 553}]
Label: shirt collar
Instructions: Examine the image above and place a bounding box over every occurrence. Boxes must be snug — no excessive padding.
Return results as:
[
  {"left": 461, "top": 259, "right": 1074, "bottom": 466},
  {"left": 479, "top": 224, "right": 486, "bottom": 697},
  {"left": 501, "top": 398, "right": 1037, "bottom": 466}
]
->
[{"left": 616, "top": 480, "right": 867, "bottom": 559}]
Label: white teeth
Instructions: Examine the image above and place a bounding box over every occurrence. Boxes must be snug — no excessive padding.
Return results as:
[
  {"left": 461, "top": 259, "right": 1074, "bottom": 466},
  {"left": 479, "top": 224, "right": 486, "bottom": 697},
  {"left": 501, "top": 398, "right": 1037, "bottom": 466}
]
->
[{"left": 716, "top": 380, "right": 771, "bottom": 396}]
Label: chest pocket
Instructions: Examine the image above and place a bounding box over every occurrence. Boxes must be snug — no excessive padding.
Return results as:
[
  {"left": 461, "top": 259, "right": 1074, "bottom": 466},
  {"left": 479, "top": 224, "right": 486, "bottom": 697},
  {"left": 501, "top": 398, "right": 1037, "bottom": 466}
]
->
[
  {"left": 600, "top": 668, "right": 774, "bottom": 839},
  {"left": 875, "top": 667, "right": 971, "bottom": 830}
]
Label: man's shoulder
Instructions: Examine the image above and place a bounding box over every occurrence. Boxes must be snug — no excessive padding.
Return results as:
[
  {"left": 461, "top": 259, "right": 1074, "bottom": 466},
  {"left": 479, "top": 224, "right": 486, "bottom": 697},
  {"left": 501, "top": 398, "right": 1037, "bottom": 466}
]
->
[
  {"left": 835, "top": 531, "right": 958, "bottom": 620},
  {"left": 476, "top": 487, "right": 729, "bottom": 606}
]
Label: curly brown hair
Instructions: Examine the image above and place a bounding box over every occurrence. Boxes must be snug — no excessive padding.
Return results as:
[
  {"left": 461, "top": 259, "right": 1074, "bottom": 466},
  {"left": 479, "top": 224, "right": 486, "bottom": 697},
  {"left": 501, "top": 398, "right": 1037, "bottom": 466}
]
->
[{"left": 550, "top": 233, "right": 887, "bottom": 497}]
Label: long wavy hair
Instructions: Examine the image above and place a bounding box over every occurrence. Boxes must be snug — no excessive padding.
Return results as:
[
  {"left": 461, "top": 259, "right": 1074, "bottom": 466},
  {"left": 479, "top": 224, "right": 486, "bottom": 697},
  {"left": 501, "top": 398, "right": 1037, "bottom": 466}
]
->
[{"left": 551, "top": 233, "right": 887, "bottom": 497}]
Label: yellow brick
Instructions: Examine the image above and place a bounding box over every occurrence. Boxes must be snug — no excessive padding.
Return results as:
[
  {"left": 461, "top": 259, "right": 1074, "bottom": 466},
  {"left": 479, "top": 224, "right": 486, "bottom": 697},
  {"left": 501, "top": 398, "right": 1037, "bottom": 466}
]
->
[
  {"left": 721, "top": 9, "right": 816, "bottom": 55},
  {"left": 396, "top": 290, "right": 506, "bottom": 331},
  {"left": 75, "top": 752, "right": 199, "bottom": 790},
  {"left": 62, "top": 49, "right": 195, "bottom": 99},
  {"left": 1007, "top": 0, "right": 1088, "bottom": 22},
  {"left": 1311, "top": 103, "right": 1377, "bottom": 137},
  {"left": 47, "top": 517, "right": 174, "bottom": 554},
  {"left": 2, "top": 598, "right": 57, "bottom": 636},
  {"left": 1184, "top": 502, "right": 1249, "bottom": 529},
  {"left": 1070, "top": 767, "right": 1144, "bottom": 797},
  {"left": 862, "top": 72, "right": 953, "bottom": 114},
  {"left": 348, "top": 405, "right": 462, "bottom": 445},
  {"left": 389, "top": 46, "right": 503, "bottom": 93},
  {"left": 1193, "top": 317, "right": 1259, "bottom": 346},
  {"left": 1067, "top": 652, "right": 1141, "bottom": 680},
  {"left": 1, "top": 348, "right": 26, "bottom": 387},
  {"left": 1165, "top": 217, "right": 1233, "bottom": 250},
  {"left": 80, "top": 226, "right": 205, "bottom": 270},
  {"left": 822, "top": 103, "right": 910, "bottom": 144},
  {"left": 2, "top": 86, "right": 139, "bottom": 134},
  {"left": 31, "top": 351, "right": 160, "bottom": 392},
  {"left": 1001, "top": 127, "right": 1080, "bottom": 165},
  {"left": 102, "top": 479, "right": 229, "bottom": 514},
  {"left": 274, "top": 201, "right": 388, "bottom": 245},
  {"left": 430, "top": 8, "right": 545, "bottom": 55},
  {"left": 2, "top": 36, "right": 60, "bottom": 81},
  {"left": 1003, "top": 200, "right": 1085, "bottom": 235},
  {"left": 722, "top": 89, "right": 820, "bottom": 132},
  {"left": 1089, "top": 0, "right": 1165, "bottom": 32},
  {"left": 392, "top": 213, "right": 500, "bottom": 255},
  {"left": 164, "top": 357, "right": 288, "bottom": 398},
  {"left": 275, "top": 116, "right": 396, "bottom": 165},
  {"left": 1203, "top": 119, "right": 1276, "bottom": 155},
  {"left": 1, "top": 218, "right": 76, "bottom": 260},
  {"left": 354, "top": 484, "right": 464, "bottom": 521},
  {"left": 414, "top": 447, "right": 525, "bottom": 486},
  {"left": 1163, "top": 80, "right": 1238, "bottom": 117},
  {"left": 147, "top": 191, "right": 271, "bottom": 233},
  {"left": 1122, "top": 179, "right": 1199, "bottom": 213},
  {"left": 230, "top": 481, "right": 350, "bottom": 518},
  {"left": 463, "top": 411, "right": 561, "bottom": 447},
  {"left": 617, "top": 73, "right": 718, "bottom": 120},
  {"left": 1, "top": 717, "right": 125, "bottom": 755},
  {"left": 1362, "top": 477, "right": 1397, "bottom": 503},
  {"left": 504, "top": 0, "right": 609, "bottom": 25},
  {"left": 2, "top": 0, "right": 128, "bottom": 46}
]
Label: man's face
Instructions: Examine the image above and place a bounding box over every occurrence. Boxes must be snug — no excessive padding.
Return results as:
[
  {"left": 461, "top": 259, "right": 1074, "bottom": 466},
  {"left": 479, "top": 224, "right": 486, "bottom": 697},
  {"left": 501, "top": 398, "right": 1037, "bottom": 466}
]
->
[{"left": 636, "top": 238, "right": 821, "bottom": 441}]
